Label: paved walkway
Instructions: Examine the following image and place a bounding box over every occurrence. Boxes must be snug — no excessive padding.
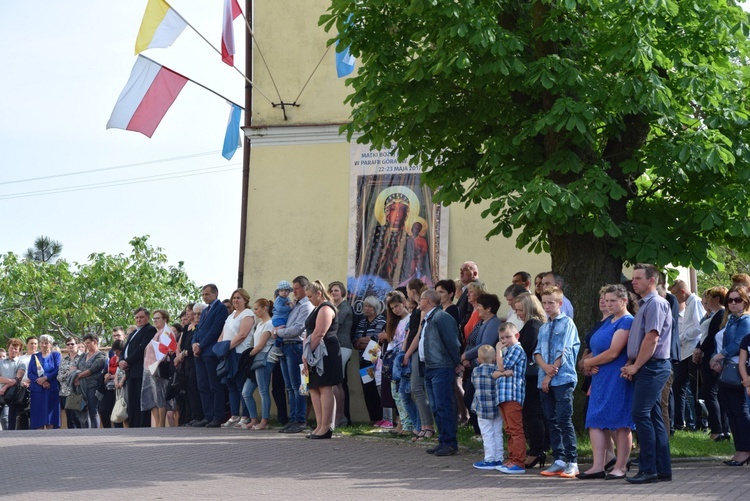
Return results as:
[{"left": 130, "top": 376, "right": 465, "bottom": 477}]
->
[{"left": 0, "top": 428, "right": 745, "bottom": 500}]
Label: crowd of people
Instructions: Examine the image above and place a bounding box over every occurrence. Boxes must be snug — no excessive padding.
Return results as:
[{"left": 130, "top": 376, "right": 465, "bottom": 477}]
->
[{"left": 1, "top": 264, "right": 749, "bottom": 483}]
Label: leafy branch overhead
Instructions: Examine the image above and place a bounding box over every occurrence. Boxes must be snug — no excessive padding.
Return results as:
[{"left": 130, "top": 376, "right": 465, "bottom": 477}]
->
[{"left": 322, "top": 0, "right": 750, "bottom": 273}]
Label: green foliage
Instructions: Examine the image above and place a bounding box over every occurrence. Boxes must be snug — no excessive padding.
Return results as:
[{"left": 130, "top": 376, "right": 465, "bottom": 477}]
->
[
  {"left": 0, "top": 236, "right": 199, "bottom": 345},
  {"left": 322, "top": 0, "right": 750, "bottom": 273},
  {"left": 697, "top": 245, "right": 750, "bottom": 292}
]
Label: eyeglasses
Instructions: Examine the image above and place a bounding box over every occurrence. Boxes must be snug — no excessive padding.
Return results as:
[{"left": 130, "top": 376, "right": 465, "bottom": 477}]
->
[
  {"left": 727, "top": 297, "right": 744, "bottom": 304},
  {"left": 153, "top": 316, "right": 163, "bottom": 320}
]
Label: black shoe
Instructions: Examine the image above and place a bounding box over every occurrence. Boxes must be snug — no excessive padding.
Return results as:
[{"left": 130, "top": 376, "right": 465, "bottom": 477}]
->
[
  {"left": 657, "top": 473, "right": 672, "bottom": 481},
  {"left": 604, "top": 458, "right": 617, "bottom": 471},
  {"left": 525, "top": 452, "right": 547, "bottom": 469},
  {"left": 625, "top": 472, "right": 658, "bottom": 484},
  {"left": 426, "top": 445, "right": 441, "bottom": 454},
  {"left": 309, "top": 429, "right": 332, "bottom": 439},
  {"left": 191, "top": 419, "right": 209, "bottom": 427},
  {"left": 205, "top": 420, "right": 222, "bottom": 428},
  {"left": 576, "top": 470, "right": 606, "bottom": 479},
  {"left": 433, "top": 446, "right": 458, "bottom": 456},
  {"left": 723, "top": 457, "right": 750, "bottom": 466},
  {"left": 279, "top": 422, "right": 304, "bottom": 433},
  {"left": 605, "top": 473, "right": 626, "bottom": 480}
]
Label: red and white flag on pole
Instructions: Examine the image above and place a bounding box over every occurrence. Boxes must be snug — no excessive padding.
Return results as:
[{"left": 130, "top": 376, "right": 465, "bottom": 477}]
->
[{"left": 221, "top": 0, "right": 242, "bottom": 66}]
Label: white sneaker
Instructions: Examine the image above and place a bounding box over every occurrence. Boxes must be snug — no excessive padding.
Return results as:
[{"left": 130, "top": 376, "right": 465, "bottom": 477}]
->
[
  {"left": 540, "top": 459, "right": 567, "bottom": 476},
  {"left": 560, "top": 462, "right": 579, "bottom": 478}
]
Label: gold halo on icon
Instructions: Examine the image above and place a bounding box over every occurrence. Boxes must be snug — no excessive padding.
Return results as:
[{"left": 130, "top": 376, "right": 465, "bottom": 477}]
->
[
  {"left": 373, "top": 186, "right": 420, "bottom": 227},
  {"left": 407, "top": 217, "right": 428, "bottom": 237}
]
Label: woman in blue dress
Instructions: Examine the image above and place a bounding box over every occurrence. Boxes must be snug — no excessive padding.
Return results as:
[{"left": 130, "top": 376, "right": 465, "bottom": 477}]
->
[
  {"left": 28, "top": 334, "right": 61, "bottom": 429},
  {"left": 580, "top": 284, "right": 636, "bottom": 480}
]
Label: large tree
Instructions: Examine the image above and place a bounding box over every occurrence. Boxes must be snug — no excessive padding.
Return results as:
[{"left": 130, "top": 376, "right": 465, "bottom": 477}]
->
[
  {"left": 323, "top": 0, "right": 750, "bottom": 331},
  {"left": 0, "top": 236, "right": 199, "bottom": 344}
]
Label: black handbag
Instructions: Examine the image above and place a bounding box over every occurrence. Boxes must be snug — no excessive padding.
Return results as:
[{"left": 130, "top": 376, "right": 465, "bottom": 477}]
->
[
  {"left": 216, "top": 357, "right": 230, "bottom": 378},
  {"left": 718, "top": 359, "right": 742, "bottom": 387},
  {"left": 170, "top": 367, "right": 187, "bottom": 390},
  {"left": 249, "top": 350, "right": 269, "bottom": 372}
]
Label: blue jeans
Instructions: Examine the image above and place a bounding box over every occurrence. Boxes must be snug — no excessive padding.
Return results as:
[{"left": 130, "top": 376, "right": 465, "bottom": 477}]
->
[
  {"left": 398, "top": 380, "right": 420, "bottom": 431},
  {"left": 632, "top": 359, "right": 672, "bottom": 475},
  {"left": 195, "top": 354, "right": 225, "bottom": 422},
  {"left": 242, "top": 361, "right": 275, "bottom": 419},
  {"left": 540, "top": 382, "right": 577, "bottom": 462},
  {"left": 279, "top": 342, "right": 306, "bottom": 423},
  {"left": 84, "top": 386, "right": 100, "bottom": 429},
  {"left": 424, "top": 367, "right": 457, "bottom": 448}
]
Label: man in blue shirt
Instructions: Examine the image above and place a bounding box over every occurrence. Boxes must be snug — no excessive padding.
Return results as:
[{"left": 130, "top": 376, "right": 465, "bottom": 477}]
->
[{"left": 621, "top": 264, "right": 673, "bottom": 484}]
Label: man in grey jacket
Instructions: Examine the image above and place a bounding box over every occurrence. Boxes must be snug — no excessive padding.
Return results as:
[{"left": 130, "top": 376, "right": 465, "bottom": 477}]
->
[
  {"left": 420, "top": 289, "right": 462, "bottom": 456},
  {"left": 274, "top": 276, "right": 314, "bottom": 433}
]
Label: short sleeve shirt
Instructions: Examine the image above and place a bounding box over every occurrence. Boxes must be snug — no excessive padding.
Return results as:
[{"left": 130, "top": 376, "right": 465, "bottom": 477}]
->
[
  {"left": 741, "top": 333, "right": 750, "bottom": 371},
  {"left": 627, "top": 291, "right": 672, "bottom": 360}
]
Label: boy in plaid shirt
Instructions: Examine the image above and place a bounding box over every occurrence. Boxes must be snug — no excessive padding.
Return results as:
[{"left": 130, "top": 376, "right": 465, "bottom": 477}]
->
[
  {"left": 493, "top": 322, "right": 527, "bottom": 474},
  {"left": 470, "top": 345, "right": 504, "bottom": 469}
]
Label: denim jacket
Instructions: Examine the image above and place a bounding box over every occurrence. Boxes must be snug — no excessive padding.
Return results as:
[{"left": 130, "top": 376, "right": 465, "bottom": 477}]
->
[
  {"left": 533, "top": 312, "right": 580, "bottom": 388},
  {"left": 721, "top": 313, "right": 750, "bottom": 358},
  {"left": 423, "top": 309, "right": 461, "bottom": 369}
]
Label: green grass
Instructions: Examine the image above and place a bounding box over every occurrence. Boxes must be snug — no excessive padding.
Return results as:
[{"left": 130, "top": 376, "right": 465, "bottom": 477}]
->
[{"left": 336, "top": 424, "right": 736, "bottom": 459}]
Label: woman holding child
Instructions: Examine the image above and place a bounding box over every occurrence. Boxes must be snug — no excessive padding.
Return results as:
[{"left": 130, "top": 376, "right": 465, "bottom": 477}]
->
[{"left": 580, "top": 284, "right": 636, "bottom": 479}]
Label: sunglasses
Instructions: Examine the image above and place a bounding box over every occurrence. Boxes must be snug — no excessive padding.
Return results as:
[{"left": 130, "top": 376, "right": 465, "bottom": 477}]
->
[{"left": 727, "top": 297, "right": 745, "bottom": 304}]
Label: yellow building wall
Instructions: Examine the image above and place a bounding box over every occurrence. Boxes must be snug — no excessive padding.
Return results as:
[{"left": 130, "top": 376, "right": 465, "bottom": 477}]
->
[{"left": 251, "top": 0, "right": 351, "bottom": 126}]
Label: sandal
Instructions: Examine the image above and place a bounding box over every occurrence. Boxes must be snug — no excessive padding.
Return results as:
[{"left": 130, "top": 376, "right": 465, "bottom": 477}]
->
[
  {"left": 411, "top": 430, "right": 426, "bottom": 442},
  {"left": 421, "top": 429, "right": 435, "bottom": 441}
]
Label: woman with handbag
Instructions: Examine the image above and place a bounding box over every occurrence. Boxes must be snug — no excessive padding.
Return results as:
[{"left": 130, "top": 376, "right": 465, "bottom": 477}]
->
[
  {"left": 57, "top": 336, "right": 83, "bottom": 428},
  {"left": 217, "top": 288, "right": 255, "bottom": 428},
  {"left": 142, "top": 310, "right": 176, "bottom": 427},
  {"left": 72, "top": 334, "right": 107, "bottom": 429},
  {"left": 240, "top": 299, "right": 276, "bottom": 430},
  {"left": 28, "top": 334, "right": 62, "bottom": 430},
  {"left": 0, "top": 338, "right": 26, "bottom": 430},
  {"left": 710, "top": 286, "right": 750, "bottom": 466}
]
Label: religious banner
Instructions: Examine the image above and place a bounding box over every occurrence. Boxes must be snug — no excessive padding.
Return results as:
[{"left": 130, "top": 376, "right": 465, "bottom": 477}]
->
[{"left": 347, "top": 143, "right": 448, "bottom": 311}]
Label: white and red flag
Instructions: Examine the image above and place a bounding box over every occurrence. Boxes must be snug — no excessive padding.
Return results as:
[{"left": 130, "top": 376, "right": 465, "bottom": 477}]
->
[
  {"left": 221, "top": 0, "right": 242, "bottom": 66},
  {"left": 106, "top": 55, "right": 189, "bottom": 138}
]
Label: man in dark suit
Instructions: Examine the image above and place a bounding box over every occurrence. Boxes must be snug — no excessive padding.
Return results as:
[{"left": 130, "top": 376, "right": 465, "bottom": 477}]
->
[
  {"left": 119, "top": 308, "right": 157, "bottom": 428},
  {"left": 420, "top": 289, "right": 462, "bottom": 456},
  {"left": 192, "top": 284, "right": 229, "bottom": 427},
  {"left": 456, "top": 261, "right": 480, "bottom": 329}
]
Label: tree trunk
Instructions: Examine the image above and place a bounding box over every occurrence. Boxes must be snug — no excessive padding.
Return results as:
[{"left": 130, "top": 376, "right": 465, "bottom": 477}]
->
[{"left": 548, "top": 232, "right": 623, "bottom": 338}]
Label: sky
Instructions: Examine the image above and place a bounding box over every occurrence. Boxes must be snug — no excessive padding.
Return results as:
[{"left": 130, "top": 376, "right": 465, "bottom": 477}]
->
[{"left": 0, "top": 1, "right": 245, "bottom": 299}]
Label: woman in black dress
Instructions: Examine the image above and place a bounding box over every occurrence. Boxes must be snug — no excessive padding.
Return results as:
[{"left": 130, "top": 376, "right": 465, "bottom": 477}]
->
[{"left": 303, "top": 280, "right": 343, "bottom": 439}]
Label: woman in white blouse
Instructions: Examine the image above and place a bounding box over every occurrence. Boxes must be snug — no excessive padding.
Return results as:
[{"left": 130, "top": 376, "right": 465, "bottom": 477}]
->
[{"left": 218, "top": 288, "right": 256, "bottom": 428}]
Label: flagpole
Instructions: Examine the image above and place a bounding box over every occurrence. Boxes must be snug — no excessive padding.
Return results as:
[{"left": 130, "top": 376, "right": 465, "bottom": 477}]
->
[
  {"left": 168, "top": 5, "right": 274, "bottom": 104},
  {"left": 237, "top": 0, "right": 253, "bottom": 289},
  {"left": 138, "top": 55, "right": 244, "bottom": 109}
]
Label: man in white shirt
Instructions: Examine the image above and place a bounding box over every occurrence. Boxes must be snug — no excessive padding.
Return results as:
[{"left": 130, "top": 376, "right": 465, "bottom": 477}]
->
[{"left": 669, "top": 280, "right": 705, "bottom": 431}]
